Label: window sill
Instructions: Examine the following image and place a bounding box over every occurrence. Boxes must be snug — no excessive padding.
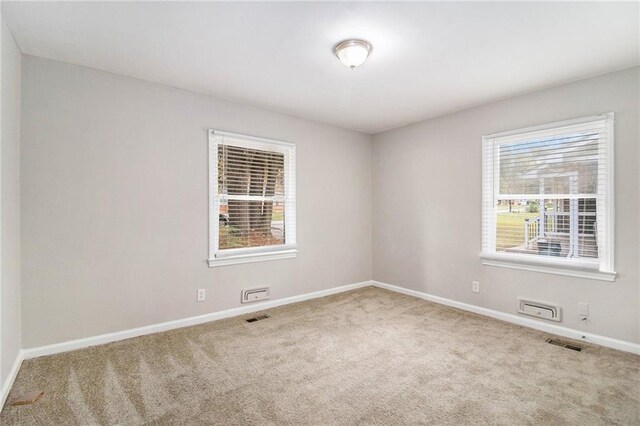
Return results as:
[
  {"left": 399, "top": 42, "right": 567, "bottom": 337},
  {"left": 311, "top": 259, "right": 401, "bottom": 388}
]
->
[
  {"left": 480, "top": 253, "right": 616, "bottom": 282},
  {"left": 208, "top": 249, "right": 298, "bottom": 268}
]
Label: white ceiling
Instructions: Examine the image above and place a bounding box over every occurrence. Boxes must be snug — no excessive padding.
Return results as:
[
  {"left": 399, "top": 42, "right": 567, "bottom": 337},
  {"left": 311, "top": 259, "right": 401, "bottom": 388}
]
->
[{"left": 2, "top": 1, "right": 638, "bottom": 134}]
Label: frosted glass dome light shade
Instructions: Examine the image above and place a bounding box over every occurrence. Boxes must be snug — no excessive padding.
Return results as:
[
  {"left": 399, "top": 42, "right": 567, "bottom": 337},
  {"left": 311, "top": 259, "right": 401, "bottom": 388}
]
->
[{"left": 334, "top": 39, "right": 372, "bottom": 69}]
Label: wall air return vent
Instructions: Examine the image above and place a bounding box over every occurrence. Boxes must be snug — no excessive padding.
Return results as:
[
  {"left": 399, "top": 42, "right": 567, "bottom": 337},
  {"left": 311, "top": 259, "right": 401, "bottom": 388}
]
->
[
  {"left": 518, "top": 298, "right": 561, "bottom": 322},
  {"left": 241, "top": 287, "right": 270, "bottom": 304}
]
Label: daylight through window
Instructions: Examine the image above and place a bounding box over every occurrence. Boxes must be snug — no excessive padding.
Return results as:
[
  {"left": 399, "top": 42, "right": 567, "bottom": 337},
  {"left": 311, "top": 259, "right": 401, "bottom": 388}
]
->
[
  {"left": 481, "top": 114, "right": 615, "bottom": 280},
  {"left": 209, "top": 131, "right": 296, "bottom": 267}
]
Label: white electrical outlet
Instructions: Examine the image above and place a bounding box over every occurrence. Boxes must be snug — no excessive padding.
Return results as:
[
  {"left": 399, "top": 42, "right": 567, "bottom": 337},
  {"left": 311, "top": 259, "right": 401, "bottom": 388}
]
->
[
  {"left": 578, "top": 302, "right": 589, "bottom": 317},
  {"left": 197, "top": 289, "right": 206, "bottom": 302},
  {"left": 472, "top": 281, "right": 480, "bottom": 293}
]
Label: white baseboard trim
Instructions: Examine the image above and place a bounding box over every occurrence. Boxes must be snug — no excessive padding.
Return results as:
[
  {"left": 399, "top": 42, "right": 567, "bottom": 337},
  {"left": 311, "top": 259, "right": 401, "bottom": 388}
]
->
[
  {"left": 1, "top": 350, "right": 24, "bottom": 408},
  {"left": 22, "top": 280, "right": 372, "bottom": 360},
  {"left": 371, "top": 280, "right": 640, "bottom": 355},
  {"left": 16, "top": 278, "right": 639, "bottom": 372}
]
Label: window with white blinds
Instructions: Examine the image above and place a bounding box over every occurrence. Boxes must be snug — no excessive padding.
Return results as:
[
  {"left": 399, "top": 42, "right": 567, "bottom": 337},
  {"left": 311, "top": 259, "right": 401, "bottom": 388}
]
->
[
  {"left": 481, "top": 114, "right": 615, "bottom": 281},
  {"left": 208, "top": 130, "right": 296, "bottom": 267}
]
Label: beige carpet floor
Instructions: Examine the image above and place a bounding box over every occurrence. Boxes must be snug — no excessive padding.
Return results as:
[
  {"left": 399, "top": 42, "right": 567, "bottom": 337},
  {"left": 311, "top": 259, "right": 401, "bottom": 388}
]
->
[{"left": 1, "top": 286, "right": 639, "bottom": 425}]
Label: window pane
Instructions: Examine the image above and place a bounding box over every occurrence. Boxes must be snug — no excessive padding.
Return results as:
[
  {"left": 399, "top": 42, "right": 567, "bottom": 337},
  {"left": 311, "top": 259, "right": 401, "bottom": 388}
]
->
[
  {"left": 496, "top": 198, "right": 597, "bottom": 259},
  {"left": 218, "top": 145, "right": 285, "bottom": 197},
  {"left": 499, "top": 134, "right": 599, "bottom": 195},
  {"left": 482, "top": 115, "right": 613, "bottom": 274},
  {"left": 218, "top": 199, "right": 285, "bottom": 250},
  {"left": 217, "top": 143, "right": 287, "bottom": 251}
]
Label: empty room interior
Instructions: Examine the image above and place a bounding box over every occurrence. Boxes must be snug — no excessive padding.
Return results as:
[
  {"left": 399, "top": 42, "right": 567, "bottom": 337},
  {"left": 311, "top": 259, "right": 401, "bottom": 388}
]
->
[{"left": 1, "top": 1, "right": 639, "bottom": 424}]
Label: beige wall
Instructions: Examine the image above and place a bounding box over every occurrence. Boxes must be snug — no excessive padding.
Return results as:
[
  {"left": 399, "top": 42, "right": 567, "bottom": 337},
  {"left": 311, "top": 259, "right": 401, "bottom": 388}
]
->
[
  {"left": 373, "top": 67, "right": 640, "bottom": 344},
  {"left": 1, "top": 16, "right": 22, "bottom": 384},
  {"left": 20, "top": 56, "right": 372, "bottom": 348}
]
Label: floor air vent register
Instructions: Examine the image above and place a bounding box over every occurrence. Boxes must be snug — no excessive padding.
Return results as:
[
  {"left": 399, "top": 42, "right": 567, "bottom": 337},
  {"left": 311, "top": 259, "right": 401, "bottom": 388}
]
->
[
  {"left": 546, "top": 338, "right": 583, "bottom": 352},
  {"left": 246, "top": 314, "right": 270, "bottom": 323}
]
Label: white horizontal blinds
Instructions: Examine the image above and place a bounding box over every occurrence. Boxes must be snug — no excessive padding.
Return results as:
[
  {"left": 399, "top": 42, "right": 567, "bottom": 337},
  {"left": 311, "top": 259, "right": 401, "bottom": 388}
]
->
[
  {"left": 481, "top": 137, "right": 496, "bottom": 254},
  {"left": 498, "top": 134, "right": 600, "bottom": 196},
  {"left": 214, "top": 133, "right": 296, "bottom": 256},
  {"left": 283, "top": 141, "right": 296, "bottom": 248},
  {"left": 482, "top": 114, "right": 612, "bottom": 271}
]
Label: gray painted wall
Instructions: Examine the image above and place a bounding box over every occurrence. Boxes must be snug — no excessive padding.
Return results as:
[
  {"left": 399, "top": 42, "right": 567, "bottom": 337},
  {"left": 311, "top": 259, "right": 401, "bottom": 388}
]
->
[
  {"left": 1, "top": 16, "right": 22, "bottom": 384},
  {"left": 16, "top": 56, "right": 640, "bottom": 350},
  {"left": 21, "top": 56, "right": 372, "bottom": 348},
  {"left": 372, "top": 67, "right": 639, "bottom": 344}
]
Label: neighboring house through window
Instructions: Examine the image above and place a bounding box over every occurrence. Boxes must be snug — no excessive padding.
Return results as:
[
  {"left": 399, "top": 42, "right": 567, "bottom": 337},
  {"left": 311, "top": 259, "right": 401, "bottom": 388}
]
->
[
  {"left": 208, "top": 130, "right": 296, "bottom": 267},
  {"left": 481, "top": 114, "right": 615, "bottom": 281}
]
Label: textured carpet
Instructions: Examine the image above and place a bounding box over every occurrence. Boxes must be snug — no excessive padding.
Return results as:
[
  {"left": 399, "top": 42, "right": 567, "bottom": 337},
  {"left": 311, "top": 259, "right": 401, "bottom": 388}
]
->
[{"left": 1, "top": 286, "right": 639, "bottom": 425}]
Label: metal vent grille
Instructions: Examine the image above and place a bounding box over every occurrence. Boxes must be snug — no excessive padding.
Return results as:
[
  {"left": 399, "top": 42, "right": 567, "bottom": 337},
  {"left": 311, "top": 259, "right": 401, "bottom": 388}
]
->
[
  {"left": 546, "top": 338, "right": 582, "bottom": 352},
  {"left": 246, "top": 314, "right": 270, "bottom": 323}
]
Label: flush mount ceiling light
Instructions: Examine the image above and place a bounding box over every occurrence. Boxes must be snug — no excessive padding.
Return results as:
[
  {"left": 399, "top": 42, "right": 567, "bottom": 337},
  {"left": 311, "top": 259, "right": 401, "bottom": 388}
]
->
[{"left": 334, "top": 39, "right": 372, "bottom": 69}]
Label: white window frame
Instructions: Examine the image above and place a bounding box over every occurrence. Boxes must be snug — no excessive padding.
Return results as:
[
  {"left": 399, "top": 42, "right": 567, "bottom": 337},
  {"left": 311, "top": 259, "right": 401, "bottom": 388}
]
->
[
  {"left": 481, "top": 113, "right": 616, "bottom": 282},
  {"left": 208, "top": 130, "right": 297, "bottom": 267}
]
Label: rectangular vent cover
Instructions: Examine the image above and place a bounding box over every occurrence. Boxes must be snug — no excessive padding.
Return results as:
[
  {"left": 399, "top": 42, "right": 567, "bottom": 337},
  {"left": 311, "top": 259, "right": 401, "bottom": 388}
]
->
[
  {"left": 246, "top": 314, "right": 270, "bottom": 323},
  {"left": 518, "top": 298, "right": 561, "bottom": 322},
  {"left": 546, "top": 338, "right": 582, "bottom": 352},
  {"left": 241, "top": 287, "right": 270, "bottom": 304}
]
